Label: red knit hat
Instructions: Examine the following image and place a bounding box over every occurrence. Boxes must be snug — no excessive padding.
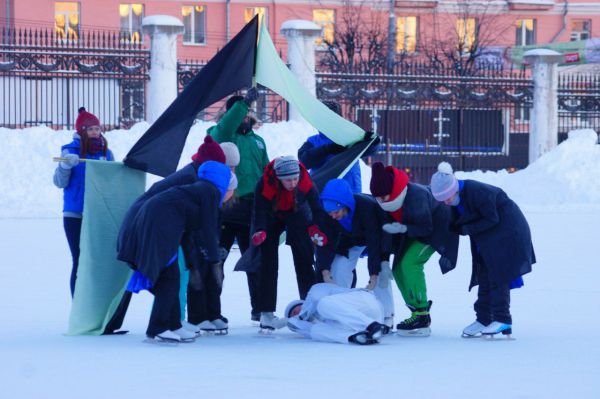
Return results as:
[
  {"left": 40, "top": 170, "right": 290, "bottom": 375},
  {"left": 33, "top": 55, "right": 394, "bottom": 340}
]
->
[
  {"left": 370, "top": 162, "right": 395, "bottom": 197},
  {"left": 75, "top": 107, "right": 100, "bottom": 135},
  {"left": 192, "top": 135, "right": 226, "bottom": 165}
]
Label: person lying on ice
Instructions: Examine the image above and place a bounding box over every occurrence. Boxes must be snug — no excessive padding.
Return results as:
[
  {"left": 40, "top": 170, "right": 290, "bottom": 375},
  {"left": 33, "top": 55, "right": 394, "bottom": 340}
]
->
[
  {"left": 430, "top": 162, "right": 535, "bottom": 338},
  {"left": 251, "top": 156, "right": 328, "bottom": 331},
  {"left": 285, "top": 283, "right": 389, "bottom": 345},
  {"left": 117, "top": 161, "right": 234, "bottom": 343},
  {"left": 314, "top": 178, "right": 395, "bottom": 328},
  {"left": 369, "top": 162, "right": 459, "bottom": 337}
]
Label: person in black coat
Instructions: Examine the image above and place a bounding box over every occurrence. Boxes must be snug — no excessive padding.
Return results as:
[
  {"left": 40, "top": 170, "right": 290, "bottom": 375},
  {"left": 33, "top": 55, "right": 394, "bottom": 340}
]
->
[
  {"left": 314, "top": 178, "right": 395, "bottom": 326},
  {"left": 430, "top": 162, "right": 535, "bottom": 337},
  {"left": 250, "top": 156, "right": 328, "bottom": 330},
  {"left": 117, "top": 161, "right": 231, "bottom": 342},
  {"left": 370, "top": 162, "right": 459, "bottom": 336}
]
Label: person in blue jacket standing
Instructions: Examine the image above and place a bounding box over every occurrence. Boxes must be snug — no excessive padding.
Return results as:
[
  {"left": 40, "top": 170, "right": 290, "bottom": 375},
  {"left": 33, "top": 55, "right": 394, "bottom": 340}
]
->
[
  {"left": 53, "top": 107, "right": 114, "bottom": 297},
  {"left": 430, "top": 162, "right": 535, "bottom": 338}
]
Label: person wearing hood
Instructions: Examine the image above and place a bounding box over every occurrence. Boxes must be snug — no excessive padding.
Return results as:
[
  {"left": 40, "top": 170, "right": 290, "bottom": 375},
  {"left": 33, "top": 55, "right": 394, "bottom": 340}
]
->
[
  {"left": 209, "top": 87, "right": 269, "bottom": 323},
  {"left": 370, "top": 162, "right": 459, "bottom": 337},
  {"left": 53, "top": 107, "right": 114, "bottom": 297},
  {"left": 430, "top": 162, "right": 535, "bottom": 338},
  {"left": 251, "top": 156, "right": 328, "bottom": 330},
  {"left": 315, "top": 179, "right": 395, "bottom": 328},
  {"left": 285, "top": 283, "right": 389, "bottom": 345},
  {"left": 117, "top": 161, "right": 232, "bottom": 343}
]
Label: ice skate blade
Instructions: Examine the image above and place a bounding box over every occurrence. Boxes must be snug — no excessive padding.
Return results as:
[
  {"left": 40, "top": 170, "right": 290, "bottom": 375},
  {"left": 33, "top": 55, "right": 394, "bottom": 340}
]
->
[
  {"left": 397, "top": 327, "right": 431, "bottom": 337},
  {"left": 461, "top": 333, "right": 483, "bottom": 339},
  {"left": 482, "top": 333, "right": 515, "bottom": 341},
  {"left": 258, "top": 327, "right": 275, "bottom": 335},
  {"left": 143, "top": 338, "right": 179, "bottom": 346},
  {"left": 203, "top": 329, "right": 228, "bottom": 336}
]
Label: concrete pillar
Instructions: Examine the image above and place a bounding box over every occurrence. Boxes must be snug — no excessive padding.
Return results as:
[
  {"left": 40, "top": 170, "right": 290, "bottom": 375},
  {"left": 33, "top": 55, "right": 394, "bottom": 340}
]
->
[
  {"left": 142, "top": 15, "right": 184, "bottom": 124},
  {"left": 280, "top": 20, "right": 322, "bottom": 122},
  {"left": 524, "top": 49, "right": 563, "bottom": 164}
]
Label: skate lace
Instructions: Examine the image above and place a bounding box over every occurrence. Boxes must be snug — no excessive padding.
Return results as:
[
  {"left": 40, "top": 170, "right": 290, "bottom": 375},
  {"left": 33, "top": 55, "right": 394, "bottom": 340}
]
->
[{"left": 399, "top": 315, "right": 418, "bottom": 326}]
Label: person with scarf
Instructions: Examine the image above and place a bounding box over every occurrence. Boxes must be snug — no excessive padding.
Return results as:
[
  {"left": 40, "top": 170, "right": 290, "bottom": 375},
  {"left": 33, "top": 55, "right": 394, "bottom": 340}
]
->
[
  {"left": 251, "top": 156, "right": 327, "bottom": 330},
  {"left": 430, "top": 162, "right": 535, "bottom": 338},
  {"left": 53, "top": 107, "right": 114, "bottom": 297},
  {"left": 117, "top": 161, "right": 233, "bottom": 343},
  {"left": 370, "top": 162, "right": 459, "bottom": 336},
  {"left": 314, "top": 179, "right": 395, "bottom": 328},
  {"left": 209, "top": 87, "right": 269, "bottom": 323}
]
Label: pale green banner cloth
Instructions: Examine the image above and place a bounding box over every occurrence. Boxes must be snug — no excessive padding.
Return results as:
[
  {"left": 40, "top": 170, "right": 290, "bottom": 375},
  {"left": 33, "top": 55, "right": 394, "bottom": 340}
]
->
[
  {"left": 255, "top": 21, "right": 365, "bottom": 146},
  {"left": 67, "top": 161, "right": 146, "bottom": 335}
]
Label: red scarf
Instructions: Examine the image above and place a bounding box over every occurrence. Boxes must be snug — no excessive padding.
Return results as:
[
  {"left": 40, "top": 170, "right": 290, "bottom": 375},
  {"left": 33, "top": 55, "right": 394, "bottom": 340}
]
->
[
  {"left": 387, "top": 166, "right": 408, "bottom": 222},
  {"left": 261, "top": 160, "right": 313, "bottom": 211}
]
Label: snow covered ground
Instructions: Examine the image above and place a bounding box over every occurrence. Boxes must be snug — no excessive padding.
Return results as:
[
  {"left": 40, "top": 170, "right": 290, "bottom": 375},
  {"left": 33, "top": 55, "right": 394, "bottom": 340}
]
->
[{"left": 1, "top": 124, "right": 599, "bottom": 398}]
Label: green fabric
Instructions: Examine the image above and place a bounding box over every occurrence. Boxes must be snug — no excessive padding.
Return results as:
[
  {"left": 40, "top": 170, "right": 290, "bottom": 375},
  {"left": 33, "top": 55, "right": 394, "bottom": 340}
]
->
[
  {"left": 208, "top": 101, "right": 269, "bottom": 198},
  {"left": 511, "top": 39, "right": 600, "bottom": 65},
  {"left": 67, "top": 161, "right": 146, "bottom": 335},
  {"left": 392, "top": 239, "right": 435, "bottom": 309},
  {"left": 255, "top": 20, "right": 365, "bottom": 146},
  {"left": 178, "top": 247, "right": 189, "bottom": 320}
]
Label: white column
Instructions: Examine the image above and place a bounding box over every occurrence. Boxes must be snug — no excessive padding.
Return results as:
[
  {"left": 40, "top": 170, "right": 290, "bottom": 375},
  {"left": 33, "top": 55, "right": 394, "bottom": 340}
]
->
[
  {"left": 142, "top": 15, "right": 184, "bottom": 124},
  {"left": 280, "top": 20, "right": 322, "bottom": 123},
  {"left": 524, "top": 49, "right": 563, "bottom": 164}
]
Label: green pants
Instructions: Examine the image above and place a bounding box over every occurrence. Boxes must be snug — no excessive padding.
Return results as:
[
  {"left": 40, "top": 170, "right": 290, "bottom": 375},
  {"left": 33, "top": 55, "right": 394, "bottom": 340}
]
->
[{"left": 392, "top": 239, "right": 435, "bottom": 309}]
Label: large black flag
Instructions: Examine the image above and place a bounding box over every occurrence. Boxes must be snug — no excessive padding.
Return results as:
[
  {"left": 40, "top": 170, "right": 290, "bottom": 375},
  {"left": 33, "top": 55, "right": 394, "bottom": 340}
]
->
[{"left": 124, "top": 16, "right": 259, "bottom": 177}]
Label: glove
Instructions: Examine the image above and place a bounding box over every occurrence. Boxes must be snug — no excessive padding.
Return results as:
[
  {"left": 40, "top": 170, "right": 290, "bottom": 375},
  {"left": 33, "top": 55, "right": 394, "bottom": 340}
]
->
[
  {"left": 365, "top": 275, "right": 377, "bottom": 291},
  {"left": 243, "top": 87, "right": 259, "bottom": 105},
  {"left": 378, "top": 261, "right": 394, "bottom": 288},
  {"left": 321, "top": 269, "right": 335, "bottom": 284},
  {"left": 308, "top": 225, "right": 328, "bottom": 247},
  {"left": 251, "top": 230, "right": 267, "bottom": 246},
  {"left": 60, "top": 153, "right": 80, "bottom": 169},
  {"left": 326, "top": 143, "right": 346, "bottom": 155},
  {"left": 210, "top": 261, "right": 224, "bottom": 290},
  {"left": 382, "top": 222, "right": 407, "bottom": 234}
]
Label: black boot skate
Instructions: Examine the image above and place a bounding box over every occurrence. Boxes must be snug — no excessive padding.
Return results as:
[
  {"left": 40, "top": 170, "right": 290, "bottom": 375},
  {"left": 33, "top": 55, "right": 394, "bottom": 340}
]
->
[{"left": 396, "top": 301, "right": 432, "bottom": 337}]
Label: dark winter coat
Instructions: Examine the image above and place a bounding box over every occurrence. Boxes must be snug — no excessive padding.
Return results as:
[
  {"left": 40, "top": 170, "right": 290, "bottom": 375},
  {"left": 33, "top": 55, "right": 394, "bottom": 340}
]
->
[
  {"left": 298, "top": 132, "right": 361, "bottom": 193},
  {"left": 453, "top": 180, "right": 535, "bottom": 290},
  {"left": 117, "top": 179, "right": 222, "bottom": 285},
  {"left": 252, "top": 161, "right": 323, "bottom": 233},
  {"left": 316, "top": 192, "right": 391, "bottom": 276},
  {"left": 388, "top": 183, "right": 459, "bottom": 274}
]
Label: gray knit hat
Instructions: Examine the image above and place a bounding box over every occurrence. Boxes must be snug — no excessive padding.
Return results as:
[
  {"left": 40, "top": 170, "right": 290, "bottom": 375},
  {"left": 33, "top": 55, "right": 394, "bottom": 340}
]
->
[
  {"left": 228, "top": 173, "right": 238, "bottom": 191},
  {"left": 220, "top": 142, "right": 240, "bottom": 167},
  {"left": 274, "top": 155, "right": 300, "bottom": 180},
  {"left": 430, "top": 162, "right": 458, "bottom": 201}
]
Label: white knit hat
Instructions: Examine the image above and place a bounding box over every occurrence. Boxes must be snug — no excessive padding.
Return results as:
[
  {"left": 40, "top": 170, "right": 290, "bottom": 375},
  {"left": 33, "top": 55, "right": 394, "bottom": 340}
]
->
[
  {"left": 430, "top": 162, "right": 458, "bottom": 201},
  {"left": 220, "top": 142, "right": 240, "bottom": 167}
]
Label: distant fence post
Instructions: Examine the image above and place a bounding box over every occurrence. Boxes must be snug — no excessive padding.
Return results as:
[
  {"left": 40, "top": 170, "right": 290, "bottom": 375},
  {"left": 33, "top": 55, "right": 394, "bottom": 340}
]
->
[
  {"left": 280, "top": 20, "right": 322, "bottom": 123},
  {"left": 524, "top": 49, "right": 562, "bottom": 164},
  {"left": 142, "top": 15, "right": 184, "bottom": 124}
]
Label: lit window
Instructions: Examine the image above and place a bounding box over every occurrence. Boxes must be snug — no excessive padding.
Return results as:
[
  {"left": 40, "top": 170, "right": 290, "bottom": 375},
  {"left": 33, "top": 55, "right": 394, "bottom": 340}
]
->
[
  {"left": 570, "top": 19, "right": 591, "bottom": 41},
  {"left": 120, "top": 4, "right": 144, "bottom": 43},
  {"left": 182, "top": 5, "right": 206, "bottom": 44},
  {"left": 244, "top": 7, "right": 267, "bottom": 31},
  {"left": 397, "top": 16, "right": 417, "bottom": 53},
  {"left": 515, "top": 19, "right": 536, "bottom": 46},
  {"left": 55, "top": 2, "right": 79, "bottom": 41},
  {"left": 313, "top": 9, "right": 335, "bottom": 46},
  {"left": 457, "top": 17, "right": 477, "bottom": 52}
]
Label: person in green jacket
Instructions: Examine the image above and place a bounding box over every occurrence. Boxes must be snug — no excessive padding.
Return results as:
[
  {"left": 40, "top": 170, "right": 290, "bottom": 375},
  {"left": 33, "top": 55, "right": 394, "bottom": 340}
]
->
[{"left": 209, "top": 87, "right": 270, "bottom": 322}]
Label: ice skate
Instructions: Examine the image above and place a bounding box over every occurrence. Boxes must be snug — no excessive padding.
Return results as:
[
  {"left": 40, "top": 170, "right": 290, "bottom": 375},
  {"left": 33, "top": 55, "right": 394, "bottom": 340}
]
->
[
  {"left": 173, "top": 327, "right": 196, "bottom": 343},
  {"left": 461, "top": 320, "right": 487, "bottom": 338},
  {"left": 396, "top": 301, "right": 432, "bottom": 337},
  {"left": 196, "top": 320, "right": 218, "bottom": 335},
  {"left": 181, "top": 320, "right": 201, "bottom": 337},
  {"left": 481, "top": 321, "right": 514, "bottom": 340},
  {"left": 143, "top": 330, "right": 181, "bottom": 346},
  {"left": 366, "top": 322, "right": 389, "bottom": 340},
  {"left": 383, "top": 316, "right": 394, "bottom": 334},
  {"left": 259, "top": 312, "right": 287, "bottom": 333},
  {"left": 210, "top": 317, "right": 229, "bottom": 335},
  {"left": 348, "top": 331, "right": 379, "bottom": 345}
]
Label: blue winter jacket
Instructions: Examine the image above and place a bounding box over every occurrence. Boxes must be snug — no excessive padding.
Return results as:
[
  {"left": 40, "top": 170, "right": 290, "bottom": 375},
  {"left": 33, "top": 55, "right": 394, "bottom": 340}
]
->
[
  {"left": 60, "top": 137, "right": 114, "bottom": 214},
  {"left": 300, "top": 133, "right": 362, "bottom": 193}
]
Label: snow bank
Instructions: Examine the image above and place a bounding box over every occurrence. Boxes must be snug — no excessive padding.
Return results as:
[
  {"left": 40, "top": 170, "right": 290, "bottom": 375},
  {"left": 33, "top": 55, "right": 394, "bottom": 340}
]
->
[{"left": 0, "top": 124, "right": 598, "bottom": 218}]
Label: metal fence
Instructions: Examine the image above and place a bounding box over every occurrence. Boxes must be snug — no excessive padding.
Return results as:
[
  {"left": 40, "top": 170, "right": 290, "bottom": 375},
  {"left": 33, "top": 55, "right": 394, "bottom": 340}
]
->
[
  {"left": 178, "top": 60, "right": 288, "bottom": 123},
  {"left": 0, "top": 27, "right": 149, "bottom": 130},
  {"left": 558, "top": 73, "right": 600, "bottom": 142}
]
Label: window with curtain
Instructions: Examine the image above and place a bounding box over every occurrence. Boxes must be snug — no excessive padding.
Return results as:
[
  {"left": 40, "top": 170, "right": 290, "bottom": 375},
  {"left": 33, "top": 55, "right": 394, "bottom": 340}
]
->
[
  {"left": 570, "top": 19, "right": 591, "bottom": 41},
  {"left": 456, "top": 17, "right": 477, "bottom": 52},
  {"left": 515, "top": 19, "right": 536, "bottom": 46},
  {"left": 182, "top": 5, "right": 206, "bottom": 44},
  {"left": 120, "top": 4, "right": 144, "bottom": 43},
  {"left": 55, "top": 2, "right": 79, "bottom": 41},
  {"left": 313, "top": 9, "right": 335, "bottom": 46},
  {"left": 397, "top": 16, "right": 417, "bottom": 53}
]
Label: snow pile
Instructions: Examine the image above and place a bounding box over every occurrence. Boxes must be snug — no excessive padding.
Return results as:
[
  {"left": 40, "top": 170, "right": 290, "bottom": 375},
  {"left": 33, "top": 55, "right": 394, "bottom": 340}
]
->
[{"left": 0, "top": 124, "right": 598, "bottom": 218}]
